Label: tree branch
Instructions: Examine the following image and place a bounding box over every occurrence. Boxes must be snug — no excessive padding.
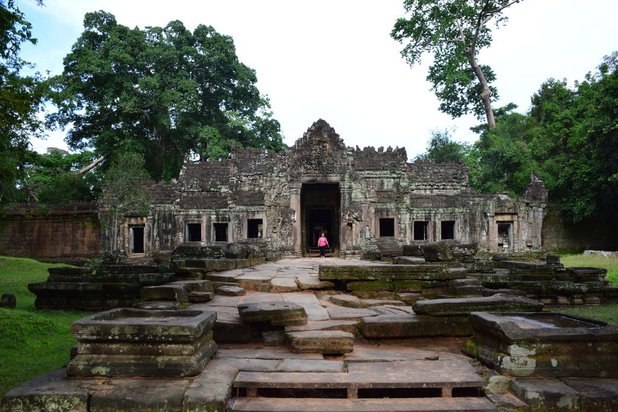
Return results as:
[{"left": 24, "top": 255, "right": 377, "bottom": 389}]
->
[{"left": 75, "top": 156, "right": 105, "bottom": 175}]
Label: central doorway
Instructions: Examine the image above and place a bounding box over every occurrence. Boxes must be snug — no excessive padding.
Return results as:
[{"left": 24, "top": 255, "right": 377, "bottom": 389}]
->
[{"left": 301, "top": 183, "right": 340, "bottom": 255}]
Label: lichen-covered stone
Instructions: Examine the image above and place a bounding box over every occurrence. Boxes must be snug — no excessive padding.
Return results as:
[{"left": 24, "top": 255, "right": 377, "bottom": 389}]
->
[{"left": 237, "top": 302, "right": 307, "bottom": 326}]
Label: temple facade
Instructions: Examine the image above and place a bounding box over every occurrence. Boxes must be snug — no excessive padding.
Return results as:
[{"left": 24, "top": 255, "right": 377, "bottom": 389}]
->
[{"left": 100, "top": 119, "right": 548, "bottom": 259}]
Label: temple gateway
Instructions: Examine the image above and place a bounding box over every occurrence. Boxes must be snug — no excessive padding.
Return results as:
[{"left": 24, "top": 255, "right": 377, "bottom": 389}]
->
[{"left": 101, "top": 119, "right": 548, "bottom": 259}]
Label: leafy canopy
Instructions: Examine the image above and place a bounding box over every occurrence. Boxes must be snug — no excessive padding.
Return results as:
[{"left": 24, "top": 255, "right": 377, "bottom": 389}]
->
[
  {"left": 49, "top": 11, "right": 284, "bottom": 181},
  {"left": 415, "top": 129, "right": 469, "bottom": 163},
  {"left": 0, "top": 0, "right": 47, "bottom": 204},
  {"left": 392, "top": 0, "right": 522, "bottom": 128}
]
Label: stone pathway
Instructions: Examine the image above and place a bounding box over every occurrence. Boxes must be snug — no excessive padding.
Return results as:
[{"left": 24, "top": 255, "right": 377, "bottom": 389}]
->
[{"left": 3, "top": 257, "right": 618, "bottom": 412}]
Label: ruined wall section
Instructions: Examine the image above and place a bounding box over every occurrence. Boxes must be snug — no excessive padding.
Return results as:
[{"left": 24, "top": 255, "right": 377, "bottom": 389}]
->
[
  {"left": 229, "top": 149, "right": 293, "bottom": 253},
  {"left": 0, "top": 204, "right": 100, "bottom": 258},
  {"left": 346, "top": 146, "right": 409, "bottom": 254}
]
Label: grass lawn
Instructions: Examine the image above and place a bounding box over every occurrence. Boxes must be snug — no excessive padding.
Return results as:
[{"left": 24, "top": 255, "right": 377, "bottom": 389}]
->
[
  {"left": 0, "top": 257, "right": 90, "bottom": 398},
  {"left": 560, "top": 253, "right": 618, "bottom": 285},
  {"left": 548, "top": 253, "right": 618, "bottom": 324}
]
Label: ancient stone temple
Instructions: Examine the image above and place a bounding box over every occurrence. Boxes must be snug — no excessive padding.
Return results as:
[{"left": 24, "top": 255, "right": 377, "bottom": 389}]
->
[{"left": 101, "top": 119, "right": 547, "bottom": 259}]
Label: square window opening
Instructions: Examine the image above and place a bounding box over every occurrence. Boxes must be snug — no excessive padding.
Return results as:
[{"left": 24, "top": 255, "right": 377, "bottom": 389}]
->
[
  {"left": 187, "top": 223, "right": 202, "bottom": 242},
  {"left": 413, "top": 221, "right": 428, "bottom": 240},
  {"left": 379, "top": 218, "right": 395, "bottom": 237},
  {"left": 247, "top": 218, "right": 263, "bottom": 239},
  {"left": 214, "top": 223, "right": 228, "bottom": 242},
  {"left": 441, "top": 221, "right": 455, "bottom": 240}
]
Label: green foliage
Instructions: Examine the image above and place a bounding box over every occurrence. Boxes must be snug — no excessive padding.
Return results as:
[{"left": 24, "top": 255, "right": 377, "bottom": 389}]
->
[
  {"left": 528, "top": 55, "right": 618, "bottom": 221},
  {"left": 0, "top": 0, "right": 48, "bottom": 204},
  {"left": 416, "top": 129, "right": 469, "bottom": 163},
  {"left": 0, "top": 256, "right": 89, "bottom": 397},
  {"left": 49, "top": 11, "right": 285, "bottom": 181},
  {"left": 21, "top": 148, "right": 101, "bottom": 203},
  {"left": 103, "top": 151, "right": 151, "bottom": 216},
  {"left": 392, "top": 0, "right": 522, "bottom": 127},
  {"left": 466, "top": 53, "right": 618, "bottom": 223},
  {"left": 467, "top": 111, "right": 538, "bottom": 195}
]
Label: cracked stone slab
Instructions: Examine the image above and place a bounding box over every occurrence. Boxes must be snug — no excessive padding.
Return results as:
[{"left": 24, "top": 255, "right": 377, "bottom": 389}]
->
[
  {"left": 282, "top": 293, "right": 330, "bottom": 321},
  {"left": 216, "top": 347, "right": 324, "bottom": 360},
  {"left": 276, "top": 359, "right": 345, "bottom": 373},
  {"left": 270, "top": 277, "right": 299, "bottom": 293}
]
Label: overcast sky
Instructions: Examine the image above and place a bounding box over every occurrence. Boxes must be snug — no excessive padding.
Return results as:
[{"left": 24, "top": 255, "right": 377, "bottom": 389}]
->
[{"left": 20, "top": 0, "right": 618, "bottom": 159}]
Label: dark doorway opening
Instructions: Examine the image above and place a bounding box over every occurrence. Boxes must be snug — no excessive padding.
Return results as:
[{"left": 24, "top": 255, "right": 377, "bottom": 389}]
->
[
  {"left": 131, "top": 226, "right": 144, "bottom": 253},
  {"left": 301, "top": 183, "right": 340, "bottom": 254},
  {"left": 413, "top": 221, "right": 429, "bottom": 240},
  {"left": 247, "top": 218, "right": 263, "bottom": 239},
  {"left": 214, "top": 223, "right": 228, "bottom": 242},
  {"left": 187, "top": 223, "right": 202, "bottom": 242},
  {"left": 498, "top": 222, "right": 513, "bottom": 250},
  {"left": 441, "top": 220, "right": 455, "bottom": 240},
  {"left": 379, "top": 218, "right": 395, "bottom": 237}
]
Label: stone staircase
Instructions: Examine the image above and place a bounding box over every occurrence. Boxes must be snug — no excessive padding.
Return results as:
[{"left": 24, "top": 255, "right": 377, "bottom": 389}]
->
[{"left": 227, "top": 359, "right": 496, "bottom": 412}]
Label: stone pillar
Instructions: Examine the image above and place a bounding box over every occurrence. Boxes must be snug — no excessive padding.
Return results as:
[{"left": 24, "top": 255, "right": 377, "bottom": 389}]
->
[{"left": 290, "top": 186, "right": 302, "bottom": 255}]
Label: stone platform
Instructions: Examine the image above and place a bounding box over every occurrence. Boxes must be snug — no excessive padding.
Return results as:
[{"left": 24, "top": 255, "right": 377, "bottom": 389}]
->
[{"left": 4, "top": 257, "right": 618, "bottom": 411}]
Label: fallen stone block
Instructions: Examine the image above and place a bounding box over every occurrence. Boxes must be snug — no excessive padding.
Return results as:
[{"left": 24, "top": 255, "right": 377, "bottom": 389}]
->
[
  {"left": 286, "top": 330, "right": 354, "bottom": 354},
  {"left": 510, "top": 377, "right": 579, "bottom": 411},
  {"left": 412, "top": 293, "right": 543, "bottom": 316},
  {"left": 270, "top": 277, "right": 298, "bottom": 293},
  {"left": 361, "top": 313, "right": 472, "bottom": 338},
  {"left": 141, "top": 284, "right": 189, "bottom": 304},
  {"left": 0, "top": 369, "right": 88, "bottom": 412},
  {"left": 237, "top": 301, "right": 308, "bottom": 327},
  {"left": 216, "top": 285, "right": 246, "bottom": 296}
]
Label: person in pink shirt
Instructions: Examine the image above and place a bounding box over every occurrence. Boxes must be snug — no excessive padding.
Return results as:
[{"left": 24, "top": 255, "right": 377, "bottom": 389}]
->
[{"left": 317, "top": 232, "right": 329, "bottom": 258}]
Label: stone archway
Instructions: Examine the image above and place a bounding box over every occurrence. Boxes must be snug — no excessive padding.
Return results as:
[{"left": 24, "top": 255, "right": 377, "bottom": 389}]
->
[{"left": 300, "top": 183, "right": 340, "bottom": 254}]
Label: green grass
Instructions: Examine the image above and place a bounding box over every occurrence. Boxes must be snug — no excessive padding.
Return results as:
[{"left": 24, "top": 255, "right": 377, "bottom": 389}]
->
[
  {"left": 0, "top": 257, "right": 90, "bottom": 397},
  {"left": 560, "top": 253, "right": 618, "bottom": 285},
  {"left": 548, "top": 304, "right": 618, "bottom": 324},
  {"left": 550, "top": 253, "right": 618, "bottom": 323}
]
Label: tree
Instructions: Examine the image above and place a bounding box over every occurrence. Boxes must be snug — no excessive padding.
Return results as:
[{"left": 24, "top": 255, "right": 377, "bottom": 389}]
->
[
  {"left": 392, "top": 0, "right": 522, "bottom": 128},
  {"left": 0, "top": 0, "right": 46, "bottom": 204},
  {"left": 416, "top": 129, "right": 469, "bottom": 163},
  {"left": 527, "top": 54, "right": 618, "bottom": 222},
  {"left": 467, "top": 111, "right": 537, "bottom": 195},
  {"left": 24, "top": 148, "right": 101, "bottom": 204},
  {"left": 49, "top": 11, "right": 284, "bottom": 181}
]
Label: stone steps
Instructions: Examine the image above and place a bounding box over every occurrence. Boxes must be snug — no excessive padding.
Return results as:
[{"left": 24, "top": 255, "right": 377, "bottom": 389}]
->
[
  {"left": 233, "top": 363, "right": 485, "bottom": 398},
  {"left": 228, "top": 397, "right": 497, "bottom": 412},
  {"left": 229, "top": 360, "right": 493, "bottom": 411}
]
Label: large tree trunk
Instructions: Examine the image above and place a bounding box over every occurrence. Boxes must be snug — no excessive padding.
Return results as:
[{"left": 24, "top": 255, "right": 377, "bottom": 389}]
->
[{"left": 467, "top": 52, "right": 496, "bottom": 128}]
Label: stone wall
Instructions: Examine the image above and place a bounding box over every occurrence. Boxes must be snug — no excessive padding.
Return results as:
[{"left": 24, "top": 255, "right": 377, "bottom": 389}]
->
[
  {"left": 0, "top": 204, "right": 100, "bottom": 258},
  {"left": 542, "top": 205, "right": 618, "bottom": 252}
]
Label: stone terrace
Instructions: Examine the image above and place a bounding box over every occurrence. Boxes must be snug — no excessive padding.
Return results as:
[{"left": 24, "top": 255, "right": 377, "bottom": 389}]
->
[{"left": 3, "top": 257, "right": 618, "bottom": 412}]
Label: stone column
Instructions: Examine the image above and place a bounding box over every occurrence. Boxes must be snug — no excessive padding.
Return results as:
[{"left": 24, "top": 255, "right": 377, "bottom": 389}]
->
[{"left": 290, "top": 185, "right": 302, "bottom": 255}]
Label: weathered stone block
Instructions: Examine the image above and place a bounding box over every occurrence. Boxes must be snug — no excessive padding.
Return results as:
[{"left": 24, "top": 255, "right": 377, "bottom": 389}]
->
[
  {"left": 216, "top": 285, "right": 246, "bottom": 296},
  {"left": 319, "top": 264, "right": 451, "bottom": 282},
  {"left": 413, "top": 293, "right": 543, "bottom": 316},
  {"left": 361, "top": 313, "right": 472, "bottom": 338},
  {"left": 237, "top": 302, "right": 307, "bottom": 326},
  {"left": 467, "top": 312, "right": 618, "bottom": 377},
  {"left": 141, "top": 284, "right": 189, "bottom": 304},
  {"left": 0, "top": 370, "right": 88, "bottom": 412},
  {"left": 68, "top": 309, "right": 218, "bottom": 378},
  {"left": 286, "top": 330, "right": 354, "bottom": 354}
]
